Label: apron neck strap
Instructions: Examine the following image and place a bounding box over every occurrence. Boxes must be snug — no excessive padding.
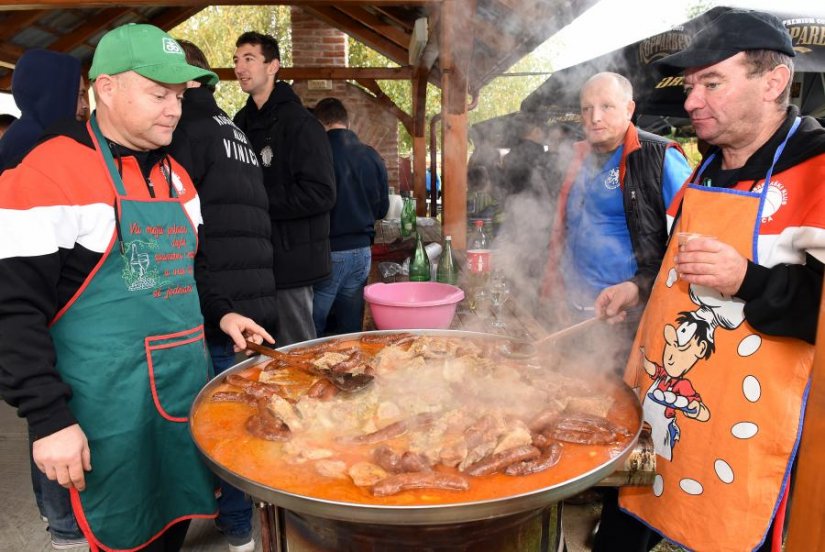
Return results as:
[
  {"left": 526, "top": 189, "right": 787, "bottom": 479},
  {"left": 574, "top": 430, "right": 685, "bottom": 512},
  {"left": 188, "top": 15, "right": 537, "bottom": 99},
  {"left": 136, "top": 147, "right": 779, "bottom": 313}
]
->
[
  {"left": 693, "top": 116, "right": 802, "bottom": 187},
  {"left": 89, "top": 113, "right": 128, "bottom": 197},
  {"left": 88, "top": 112, "right": 176, "bottom": 199},
  {"left": 763, "top": 116, "right": 801, "bottom": 187}
]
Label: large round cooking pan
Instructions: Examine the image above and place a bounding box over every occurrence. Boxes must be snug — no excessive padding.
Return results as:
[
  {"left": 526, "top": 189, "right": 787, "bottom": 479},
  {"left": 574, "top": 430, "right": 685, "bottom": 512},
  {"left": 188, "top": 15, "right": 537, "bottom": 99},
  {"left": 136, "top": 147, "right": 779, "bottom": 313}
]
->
[{"left": 190, "top": 329, "right": 642, "bottom": 525}]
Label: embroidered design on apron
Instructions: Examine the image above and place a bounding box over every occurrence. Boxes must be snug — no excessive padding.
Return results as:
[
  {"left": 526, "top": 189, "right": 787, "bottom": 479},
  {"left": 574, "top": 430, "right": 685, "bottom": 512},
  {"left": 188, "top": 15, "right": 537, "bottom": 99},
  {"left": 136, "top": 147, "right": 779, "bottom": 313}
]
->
[{"left": 49, "top": 115, "right": 216, "bottom": 551}]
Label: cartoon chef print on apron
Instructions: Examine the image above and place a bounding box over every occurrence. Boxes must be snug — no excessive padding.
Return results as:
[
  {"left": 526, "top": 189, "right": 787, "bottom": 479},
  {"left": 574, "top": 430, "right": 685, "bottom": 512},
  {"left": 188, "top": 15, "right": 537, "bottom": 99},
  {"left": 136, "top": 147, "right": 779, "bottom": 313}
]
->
[
  {"left": 641, "top": 285, "right": 745, "bottom": 461},
  {"left": 620, "top": 118, "right": 814, "bottom": 551}
]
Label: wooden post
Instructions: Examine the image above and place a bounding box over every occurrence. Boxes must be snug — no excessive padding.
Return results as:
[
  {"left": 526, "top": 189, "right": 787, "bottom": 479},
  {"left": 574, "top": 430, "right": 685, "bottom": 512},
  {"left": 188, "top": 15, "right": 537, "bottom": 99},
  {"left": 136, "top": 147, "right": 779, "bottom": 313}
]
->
[
  {"left": 441, "top": 111, "right": 467, "bottom": 245},
  {"left": 785, "top": 279, "right": 825, "bottom": 549},
  {"left": 412, "top": 69, "right": 428, "bottom": 215},
  {"left": 438, "top": 0, "right": 475, "bottom": 250}
]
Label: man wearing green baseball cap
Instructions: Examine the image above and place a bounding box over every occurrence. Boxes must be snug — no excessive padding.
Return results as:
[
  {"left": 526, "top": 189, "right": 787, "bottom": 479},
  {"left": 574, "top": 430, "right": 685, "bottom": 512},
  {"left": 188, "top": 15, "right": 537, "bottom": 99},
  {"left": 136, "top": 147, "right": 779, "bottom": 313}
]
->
[{"left": 0, "top": 23, "right": 273, "bottom": 552}]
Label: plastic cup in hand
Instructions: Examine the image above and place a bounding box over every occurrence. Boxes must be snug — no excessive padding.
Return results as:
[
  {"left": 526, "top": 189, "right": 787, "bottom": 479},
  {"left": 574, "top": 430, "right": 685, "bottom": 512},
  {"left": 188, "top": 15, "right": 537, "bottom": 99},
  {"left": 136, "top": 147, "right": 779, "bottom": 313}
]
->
[{"left": 677, "top": 232, "right": 716, "bottom": 249}]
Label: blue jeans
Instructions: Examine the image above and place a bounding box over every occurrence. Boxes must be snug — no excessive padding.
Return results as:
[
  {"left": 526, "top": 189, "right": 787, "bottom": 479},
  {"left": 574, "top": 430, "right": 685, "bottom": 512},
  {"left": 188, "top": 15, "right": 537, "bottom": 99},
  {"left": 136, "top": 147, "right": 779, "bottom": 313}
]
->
[
  {"left": 29, "top": 428, "right": 84, "bottom": 540},
  {"left": 313, "top": 247, "right": 371, "bottom": 336},
  {"left": 209, "top": 339, "right": 253, "bottom": 540}
]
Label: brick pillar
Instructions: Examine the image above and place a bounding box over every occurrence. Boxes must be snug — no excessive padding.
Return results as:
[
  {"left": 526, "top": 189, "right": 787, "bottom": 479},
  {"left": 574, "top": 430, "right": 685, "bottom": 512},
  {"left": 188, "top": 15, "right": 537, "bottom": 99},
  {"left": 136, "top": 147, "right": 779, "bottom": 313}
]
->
[
  {"left": 289, "top": 7, "right": 400, "bottom": 190},
  {"left": 291, "top": 7, "right": 348, "bottom": 68}
]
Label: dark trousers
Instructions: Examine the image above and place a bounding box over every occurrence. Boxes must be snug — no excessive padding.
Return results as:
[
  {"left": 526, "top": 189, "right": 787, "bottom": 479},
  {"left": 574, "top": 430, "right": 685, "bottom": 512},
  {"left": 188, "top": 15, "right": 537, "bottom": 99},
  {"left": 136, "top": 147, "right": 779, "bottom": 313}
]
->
[
  {"left": 29, "top": 427, "right": 83, "bottom": 540},
  {"left": 139, "top": 520, "right": 191, "bottom": 552},
  {"left": 208, "top": 338, "right": 254, "bottom": 540},
  {"left": 593, "top": 489, "right": 776, "bottom": 552}
]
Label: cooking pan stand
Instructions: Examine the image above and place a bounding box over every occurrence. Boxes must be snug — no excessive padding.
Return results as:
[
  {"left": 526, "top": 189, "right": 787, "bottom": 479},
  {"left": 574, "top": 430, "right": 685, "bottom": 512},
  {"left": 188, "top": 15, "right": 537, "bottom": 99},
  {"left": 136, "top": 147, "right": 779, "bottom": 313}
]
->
[{"left": 258, "top": 502, "right": 288, "bottom": 552}]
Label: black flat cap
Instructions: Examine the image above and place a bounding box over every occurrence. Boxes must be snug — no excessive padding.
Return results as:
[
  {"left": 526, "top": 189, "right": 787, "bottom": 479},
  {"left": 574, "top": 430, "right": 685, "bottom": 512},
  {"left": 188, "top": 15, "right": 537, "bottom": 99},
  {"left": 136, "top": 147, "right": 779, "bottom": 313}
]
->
[{"left": 655, "top": 9, "right": 795, "bottom": 72}]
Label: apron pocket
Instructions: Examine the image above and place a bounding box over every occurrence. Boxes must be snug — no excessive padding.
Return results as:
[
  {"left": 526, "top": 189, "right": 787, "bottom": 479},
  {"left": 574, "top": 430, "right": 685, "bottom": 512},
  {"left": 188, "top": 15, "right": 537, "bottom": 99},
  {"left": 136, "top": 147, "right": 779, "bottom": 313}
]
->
[{"left": 145, "top": 325, "right": 209, "bottom": 421}]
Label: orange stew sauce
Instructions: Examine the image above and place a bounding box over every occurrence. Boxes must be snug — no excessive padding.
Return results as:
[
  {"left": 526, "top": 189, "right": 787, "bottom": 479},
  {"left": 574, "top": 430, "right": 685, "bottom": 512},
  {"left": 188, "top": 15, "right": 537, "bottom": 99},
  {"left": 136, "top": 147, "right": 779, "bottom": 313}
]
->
[{"left": 192, "top": 339, "right": 640, "bottom": 506}]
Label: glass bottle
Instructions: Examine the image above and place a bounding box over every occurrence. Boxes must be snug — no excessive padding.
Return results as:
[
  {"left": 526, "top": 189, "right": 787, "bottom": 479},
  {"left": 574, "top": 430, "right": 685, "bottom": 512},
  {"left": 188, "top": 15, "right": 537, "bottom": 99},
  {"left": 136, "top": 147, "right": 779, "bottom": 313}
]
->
[
  {"left": 465, "top": 220, "right": 492, "bottom": 313},
  {"left": 400, "top": 196, "right": 416, "bottom": 238},
  {"left": 466, "top": 219, "right": 491, "bottom": 274},
  {"left": 436, "top": 235, "right": 458, "bottom": 285},
  {"left": 409, "top": 232, "right": 431, "bottom": 282}
]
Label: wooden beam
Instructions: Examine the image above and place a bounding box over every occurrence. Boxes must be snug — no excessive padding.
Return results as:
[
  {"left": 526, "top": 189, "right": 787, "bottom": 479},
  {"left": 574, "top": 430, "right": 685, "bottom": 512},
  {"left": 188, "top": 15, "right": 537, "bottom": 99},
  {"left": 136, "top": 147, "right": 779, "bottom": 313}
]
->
[
  {"left": 0, "top": 40, "right": 25, "bottom": 65},
  {"left": 412, "top": 68, "right": 428, "bottom": 137},
  {"left": 439, "top": 0, "right": 474, "bottom": 115},
  {"left": 415, "top": 12, "right": 438, "bottom": 72},
  {"left": 355, "top": 77, "right": 412, "bottom": 135},
  {"left": 439, "top": 0, "right": 475, "bottom": 248},
  {"left": 0, "top": 0, "right": 440, "bottom": 8},
  {"left": 411, "top": 67, "right": 428, "bottom": 216},
  {"left": 47, "top": 7, "right": 130, "bottom": 53},
  {"left": 470, "top": 0, "right": 596, "bottom": 90},
  {"left": 301, "top": 6, "right": 409, "bottom": 66},
  {"left": 786, "top": 285, "right": 825, "bottom": 549},
  {"left": 412, "top": 133, "right": 426, "bottom": 209},
  {"left": 147, "top": 6, "right": 202, "bottom": 30},
  {"left": 372, "top": 6, "right": 415, "bottom": 33},
  {"left": 336, "top": 5, "right": 410, "bottom": 49},
  {"left": 0, "top": 7, "right": 202, "bottom": 85},
  {"left": 214, "top": 65, "right": 413, "bottom": 81},
  {"left": 0, "top": 9, "right": 46, "bottom": 41}
]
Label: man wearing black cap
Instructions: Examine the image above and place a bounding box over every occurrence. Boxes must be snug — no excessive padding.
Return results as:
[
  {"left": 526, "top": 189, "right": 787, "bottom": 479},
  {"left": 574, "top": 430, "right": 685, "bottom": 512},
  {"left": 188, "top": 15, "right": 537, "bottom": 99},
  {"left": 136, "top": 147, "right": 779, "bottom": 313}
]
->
[
  {"left": 0, "top": 24, "right": 272, "bottom": 551},
  {"left": 594, "top": 9, "right": 825, "bottom": 552}
]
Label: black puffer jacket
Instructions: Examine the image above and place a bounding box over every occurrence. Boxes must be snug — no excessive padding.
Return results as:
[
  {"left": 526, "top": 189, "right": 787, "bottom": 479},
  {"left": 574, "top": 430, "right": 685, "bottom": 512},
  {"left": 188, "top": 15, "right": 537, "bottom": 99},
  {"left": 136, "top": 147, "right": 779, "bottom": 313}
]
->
[
  {"left": 170, "top": 87, "right": 277, "bottom": 341},
  {"left": 234, "top": 82, "right": 336, "bottom": 288}
]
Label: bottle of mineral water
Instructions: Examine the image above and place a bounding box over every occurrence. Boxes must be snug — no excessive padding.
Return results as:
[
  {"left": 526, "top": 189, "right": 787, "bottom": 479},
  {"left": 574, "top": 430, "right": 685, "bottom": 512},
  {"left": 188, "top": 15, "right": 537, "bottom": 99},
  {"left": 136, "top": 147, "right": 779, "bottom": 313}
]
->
[
  {"left": 409, "top": 232, "right": 430, "bottom": 281},
  {"left": 436, "top": 235, "right": 458, "bottom": 285}
]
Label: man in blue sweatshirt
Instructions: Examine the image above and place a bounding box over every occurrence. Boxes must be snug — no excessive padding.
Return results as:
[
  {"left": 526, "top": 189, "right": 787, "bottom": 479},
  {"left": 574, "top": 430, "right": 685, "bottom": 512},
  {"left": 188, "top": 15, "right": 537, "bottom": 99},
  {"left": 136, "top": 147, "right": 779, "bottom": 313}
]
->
[{"left": 312, "top": 98, "right": 389, "bottom": 335}]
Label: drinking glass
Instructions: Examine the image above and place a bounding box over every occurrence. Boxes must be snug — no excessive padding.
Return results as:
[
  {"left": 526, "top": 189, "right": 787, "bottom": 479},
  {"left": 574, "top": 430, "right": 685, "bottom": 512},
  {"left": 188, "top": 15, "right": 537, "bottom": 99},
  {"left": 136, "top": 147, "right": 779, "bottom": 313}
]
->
[
  {"left": 466, "top": 286, "right": 487, "bottom": 314},
  {"left": 487, "top": 273, "right": 510, "bottom": 329}
]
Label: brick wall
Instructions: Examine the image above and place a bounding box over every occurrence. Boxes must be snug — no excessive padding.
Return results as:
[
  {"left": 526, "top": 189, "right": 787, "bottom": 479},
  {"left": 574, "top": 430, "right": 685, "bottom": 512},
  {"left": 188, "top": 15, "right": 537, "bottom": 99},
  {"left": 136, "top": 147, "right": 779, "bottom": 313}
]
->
[{"left": 289, "top": 7, "right": 399, "bottom": 189}]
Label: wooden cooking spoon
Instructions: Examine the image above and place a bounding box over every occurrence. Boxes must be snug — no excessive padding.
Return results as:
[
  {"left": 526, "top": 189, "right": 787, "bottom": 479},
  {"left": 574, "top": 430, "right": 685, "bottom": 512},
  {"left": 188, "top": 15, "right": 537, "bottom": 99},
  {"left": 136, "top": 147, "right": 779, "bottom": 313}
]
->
[
  {"left": 244, "top": 340, "right": 288, "bottom": 360},
  {"left": 502, "top": 317, "right": 600, "bottom": 358}
]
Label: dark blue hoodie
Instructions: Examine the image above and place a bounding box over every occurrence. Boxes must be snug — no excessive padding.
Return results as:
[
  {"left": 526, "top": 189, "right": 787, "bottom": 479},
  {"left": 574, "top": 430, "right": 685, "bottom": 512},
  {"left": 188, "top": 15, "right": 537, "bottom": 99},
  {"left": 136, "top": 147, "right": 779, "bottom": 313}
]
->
[
  {"left": 0, "top": 49, "right": 80, "bottom": 171},
  {"left": 326, "top": 128, "right": 389, "bottom": 251}
]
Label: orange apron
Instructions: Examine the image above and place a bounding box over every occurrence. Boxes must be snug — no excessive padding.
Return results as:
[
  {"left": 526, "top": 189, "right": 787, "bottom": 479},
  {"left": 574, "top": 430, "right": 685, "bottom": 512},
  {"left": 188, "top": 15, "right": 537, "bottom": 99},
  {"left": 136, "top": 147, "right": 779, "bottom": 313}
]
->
[{"left": 619, "top": 121, "right": 814, "bottom": 551}]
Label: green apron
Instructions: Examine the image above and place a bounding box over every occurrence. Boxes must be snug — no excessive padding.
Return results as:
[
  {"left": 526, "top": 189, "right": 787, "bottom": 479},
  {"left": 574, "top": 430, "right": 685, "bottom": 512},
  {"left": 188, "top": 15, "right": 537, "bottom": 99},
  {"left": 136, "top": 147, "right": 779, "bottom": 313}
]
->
[{"left": 49, "top": 115, "right": 216, "bottom": 551}]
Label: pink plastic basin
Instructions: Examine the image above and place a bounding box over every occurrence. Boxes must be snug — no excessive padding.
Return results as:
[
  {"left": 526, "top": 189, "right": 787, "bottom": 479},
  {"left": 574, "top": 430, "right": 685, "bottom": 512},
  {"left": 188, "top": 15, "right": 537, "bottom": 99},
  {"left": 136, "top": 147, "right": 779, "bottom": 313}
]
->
[{"left": 364, "top": 282, "right": 465, "bottom": 330}]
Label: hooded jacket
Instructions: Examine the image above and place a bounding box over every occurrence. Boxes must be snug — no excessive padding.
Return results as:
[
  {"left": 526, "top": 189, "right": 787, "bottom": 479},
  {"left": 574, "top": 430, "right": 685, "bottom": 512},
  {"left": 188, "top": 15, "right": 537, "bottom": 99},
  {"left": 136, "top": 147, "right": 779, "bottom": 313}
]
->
[
  {"left": 0, "top": 49, "right": 80, "bottom": 171},
  {"left": 170, "top": 86, "right": 278, "bottom": 342},
  {"left": 326, "top": 128, "right": 389, "bottom": 251},
  {"left": 234, "top": 81, "right": 336, "bottom": 288}
]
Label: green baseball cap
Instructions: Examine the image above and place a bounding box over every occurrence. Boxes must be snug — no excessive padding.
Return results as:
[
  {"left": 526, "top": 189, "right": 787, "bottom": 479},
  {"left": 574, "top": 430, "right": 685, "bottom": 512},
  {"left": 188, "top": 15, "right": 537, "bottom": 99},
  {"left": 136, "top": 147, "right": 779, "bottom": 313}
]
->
[{"left": 89, "top": 23, "right": 218, "bottom": 86}]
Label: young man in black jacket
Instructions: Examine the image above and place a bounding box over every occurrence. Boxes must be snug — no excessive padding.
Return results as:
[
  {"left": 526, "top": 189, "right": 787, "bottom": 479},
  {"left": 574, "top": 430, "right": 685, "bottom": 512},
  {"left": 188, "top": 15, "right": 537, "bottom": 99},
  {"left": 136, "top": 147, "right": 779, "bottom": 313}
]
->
[
  {"left": 169, "top": 40, "right": 277, "bottom": 552},
  {"left": 312, "top": 98, "right": 389, "bottom": 336},
  {"left": 232, "top": 31, "right": 336, "bottom": 346}
]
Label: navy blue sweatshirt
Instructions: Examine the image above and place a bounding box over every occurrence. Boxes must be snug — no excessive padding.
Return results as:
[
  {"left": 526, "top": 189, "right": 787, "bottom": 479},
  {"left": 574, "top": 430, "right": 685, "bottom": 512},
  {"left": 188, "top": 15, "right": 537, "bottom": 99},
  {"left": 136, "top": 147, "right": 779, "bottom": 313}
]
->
[
  {"left": 326, "top": 128, "right": 389, "bottom": 251},
  {"left": 0, "top": 49, "right": 80, "bottom": 171}
]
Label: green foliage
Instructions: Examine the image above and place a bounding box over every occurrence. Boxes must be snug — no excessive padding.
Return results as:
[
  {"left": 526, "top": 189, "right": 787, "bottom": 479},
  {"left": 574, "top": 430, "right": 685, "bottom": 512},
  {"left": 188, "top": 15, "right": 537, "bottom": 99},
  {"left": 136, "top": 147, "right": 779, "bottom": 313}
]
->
[
  {"left": 171, "top": 6, "right": 292, "bottom": 117},
  {"left": 686, "top": 1, "right": 713, "bottom": 19},
  {"left": 470, "top": 53, "right": 550, "bottom": 126},
  {"left": 348, "top": 36, "right": 440, "bottom": 154},
  {"left": 348, "top": 36, "right": 550, "bottom": 154}
]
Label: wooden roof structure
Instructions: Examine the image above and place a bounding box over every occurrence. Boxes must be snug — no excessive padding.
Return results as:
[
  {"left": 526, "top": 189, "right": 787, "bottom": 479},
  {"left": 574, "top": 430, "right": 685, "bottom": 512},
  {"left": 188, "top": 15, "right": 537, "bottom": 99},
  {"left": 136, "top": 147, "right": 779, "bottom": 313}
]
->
[{"left": 0, "top": 0, "right": 596, "bottom": 246}]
